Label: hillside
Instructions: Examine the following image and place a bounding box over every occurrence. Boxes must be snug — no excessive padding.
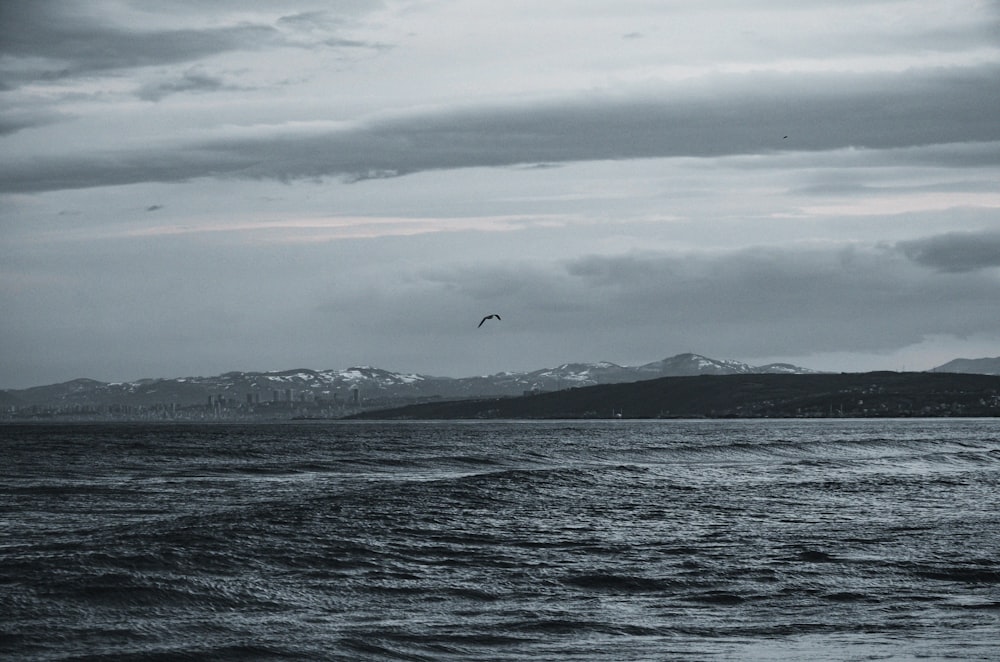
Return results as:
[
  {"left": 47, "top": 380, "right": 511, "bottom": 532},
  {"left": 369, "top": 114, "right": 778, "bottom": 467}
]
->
[
  {"left": 931, "top": 357, "right": 1000, "bottom": 375},
  {"left": 347, "top": 372, "right": 1000, "bottom": 420}
]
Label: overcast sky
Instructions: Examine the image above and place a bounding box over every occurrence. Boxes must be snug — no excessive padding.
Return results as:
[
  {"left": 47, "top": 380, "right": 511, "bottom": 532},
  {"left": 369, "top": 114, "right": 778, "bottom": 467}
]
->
[{"left": 2, "top": 0, "right": 999, "bottom": 388}]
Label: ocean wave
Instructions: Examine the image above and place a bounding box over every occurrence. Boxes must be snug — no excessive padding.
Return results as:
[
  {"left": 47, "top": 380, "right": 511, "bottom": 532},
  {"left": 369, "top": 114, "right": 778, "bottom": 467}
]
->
[{"left": 4, "top": 420, "right": 1000, "bottom": 661}]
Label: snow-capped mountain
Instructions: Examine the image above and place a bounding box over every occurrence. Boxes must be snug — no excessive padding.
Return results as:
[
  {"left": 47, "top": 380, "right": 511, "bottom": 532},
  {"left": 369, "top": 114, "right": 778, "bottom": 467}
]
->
[
  {"left": 3, "top": 367, "right": 452, "bottom": 409},
  {"left": 2, "top": 353, "right": 821, "bottom": 412},
  {"left": 483, "top": 354, "right": 822, "bottom": 392},
  {"left": 637, "top": 353, "right": 824, "bottom": 377},
  {"left": 638, "top": 353, "right": 755, "bottom": 376}
]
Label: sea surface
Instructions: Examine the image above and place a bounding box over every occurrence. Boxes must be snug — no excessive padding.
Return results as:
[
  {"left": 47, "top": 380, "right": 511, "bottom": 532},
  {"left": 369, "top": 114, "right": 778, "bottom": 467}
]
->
[{"left": 2, "top": 419, "right": 999, "bottom": 661}]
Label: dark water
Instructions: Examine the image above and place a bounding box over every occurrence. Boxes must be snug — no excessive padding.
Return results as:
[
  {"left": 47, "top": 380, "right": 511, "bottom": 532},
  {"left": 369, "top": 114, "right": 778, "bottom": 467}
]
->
[{"left": 2, "top": 419, "right": 999, "bottom": 661}]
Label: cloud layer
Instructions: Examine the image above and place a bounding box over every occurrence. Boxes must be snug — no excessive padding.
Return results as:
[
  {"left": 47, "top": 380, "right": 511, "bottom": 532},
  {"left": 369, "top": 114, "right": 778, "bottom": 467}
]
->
[
  {"left": 3, "top": 64, "right": 1000, "bottom": 193},
  {"left": 2, "top": 0, "right": 999, "bottom": 387}
]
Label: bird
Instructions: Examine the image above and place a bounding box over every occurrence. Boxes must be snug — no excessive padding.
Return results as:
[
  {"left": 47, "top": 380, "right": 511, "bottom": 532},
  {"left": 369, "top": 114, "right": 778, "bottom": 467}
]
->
[{"left": 478, "top": 314, "right": 501, "bottom": 328}]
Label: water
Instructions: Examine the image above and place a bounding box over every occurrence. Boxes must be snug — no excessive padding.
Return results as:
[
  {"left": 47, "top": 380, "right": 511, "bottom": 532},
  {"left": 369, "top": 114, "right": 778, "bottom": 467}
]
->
[{"left": 2, "top": 419, "right": 999, "bottom": 661}]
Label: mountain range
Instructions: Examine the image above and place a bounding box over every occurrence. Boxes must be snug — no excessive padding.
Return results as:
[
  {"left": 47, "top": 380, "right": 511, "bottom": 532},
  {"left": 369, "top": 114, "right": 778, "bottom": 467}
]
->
[
  {"left": 1, "top": 353, "right": 816, "bottom": 411},
  {"left": 2, "top": 353, "right": 997, "bottom": 414}
]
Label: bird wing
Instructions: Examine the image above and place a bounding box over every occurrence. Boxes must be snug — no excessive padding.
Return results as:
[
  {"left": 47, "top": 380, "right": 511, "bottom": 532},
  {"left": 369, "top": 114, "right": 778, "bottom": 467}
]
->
[{"left": 478, "top": 317, "right": 488, "bottom": 327}]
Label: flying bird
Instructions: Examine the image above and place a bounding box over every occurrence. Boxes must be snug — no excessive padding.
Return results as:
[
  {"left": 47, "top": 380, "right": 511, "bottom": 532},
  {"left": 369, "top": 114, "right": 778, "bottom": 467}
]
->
[{"left": 478, "top": 314, "right": 501, "bottom": 328}]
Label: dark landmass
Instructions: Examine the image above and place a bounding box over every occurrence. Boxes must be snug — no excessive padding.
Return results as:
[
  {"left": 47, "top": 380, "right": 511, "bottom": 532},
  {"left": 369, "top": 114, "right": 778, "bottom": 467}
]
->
[{"left": 347, "top": 372, "right": 1000, "bottom": 419}]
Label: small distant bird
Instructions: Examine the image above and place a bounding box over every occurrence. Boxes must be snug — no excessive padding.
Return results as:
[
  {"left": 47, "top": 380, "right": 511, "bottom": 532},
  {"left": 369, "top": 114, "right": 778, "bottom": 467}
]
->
[
  {"left": 478, "top": 314, "right": 501, "bottom": 328},
  {"left": 782, "top": 135, "right": 788, "bottom": 139}
]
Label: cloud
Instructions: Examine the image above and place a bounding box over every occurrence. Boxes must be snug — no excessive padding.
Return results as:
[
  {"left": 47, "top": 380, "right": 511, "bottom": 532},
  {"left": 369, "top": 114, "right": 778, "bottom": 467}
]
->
[
  {"left": 897, "top": 230, "right": 1000, "bottom": 272},
  {"left": 277, "top": 7, "right": 386, "bottom": 46},
  {"left": 311, "top": 237, "right": 997, "bottom": 369},
  {"left": 0, "top": 2, "right": 281, "bottom": 84},
  {"left": 3, "top": 63, "right": 999, "bottom": 194},
  {"left": 136, "top": 69, "right": 236, "bottom": 102},
  {"left": 0, "top": 1, "right": 390, "bottom": 91},
  {"left": 0, "top": 110, "right": 66, "bottom": 136}
]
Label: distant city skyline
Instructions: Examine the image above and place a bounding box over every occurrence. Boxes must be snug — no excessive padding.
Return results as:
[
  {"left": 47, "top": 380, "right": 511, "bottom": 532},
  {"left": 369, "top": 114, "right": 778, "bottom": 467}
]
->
[{"left": 2, "top": 1, "right": 999, "bottom": 389}]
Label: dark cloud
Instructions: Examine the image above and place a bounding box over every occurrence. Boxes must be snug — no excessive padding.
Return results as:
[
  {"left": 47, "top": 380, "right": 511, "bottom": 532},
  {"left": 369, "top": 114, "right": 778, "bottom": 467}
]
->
[
  {"left": 515, "top": 163, "right": 564, "bottom": 171},
  {"left": 897, "top": 230, "right": 1000, "bottom": 272},
  {"left": 0, "top": 111, "right": 66, "bottom": 136},
  {"left": 0, "top": 118, "right": 38, "bottom": 136},
  {"left": 557, "top": 245, "right": 999, "bottom": 355},
  {"left": 137, "top": 69, "right": 235, "bottom": 102},
  {"left": 0, "top": 1, "right": 278, "bottom": 84},
  {"left": 377, "top": 240, "right": 1000, "bottom": 359},
  {"left": 3, "top": 63, "right": 998, "bottom": 194},
  {"left": 262, "top": 63, "right": 1000, "bottom": 172},
  {"left": 0, "top": 149, "right": 258, "bottom": 194},
  {"left": 0, "top": 1, "right": 389, "bottom": 89},
  {"left": 278, "top": 10, "right": 336, "bottom": 28}
]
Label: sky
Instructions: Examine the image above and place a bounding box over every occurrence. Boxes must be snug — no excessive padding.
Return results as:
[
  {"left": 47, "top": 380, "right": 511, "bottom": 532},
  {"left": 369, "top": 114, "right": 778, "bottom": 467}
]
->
[{"left": 2, "top": 0, "right": 999, "bottom": 389}]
